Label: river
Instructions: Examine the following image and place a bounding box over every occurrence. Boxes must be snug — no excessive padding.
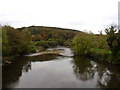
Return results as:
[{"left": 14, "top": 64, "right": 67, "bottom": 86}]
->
[{"left": 2, "top": 47, "right": 120, "bottom": 88}]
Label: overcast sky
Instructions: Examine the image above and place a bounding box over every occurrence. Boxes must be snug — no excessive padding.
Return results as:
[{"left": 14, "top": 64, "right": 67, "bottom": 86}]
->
[{"left": 0, "top": 0, "right": 119, "bottom": 34}]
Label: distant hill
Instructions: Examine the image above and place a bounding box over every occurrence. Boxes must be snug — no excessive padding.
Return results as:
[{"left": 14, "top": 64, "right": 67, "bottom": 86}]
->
[
  {"left": 17, "top": 26, "right": 85, "bottom": 46},
  {"left": 17, "top": 25, "right": 83, "bottom": 33}
]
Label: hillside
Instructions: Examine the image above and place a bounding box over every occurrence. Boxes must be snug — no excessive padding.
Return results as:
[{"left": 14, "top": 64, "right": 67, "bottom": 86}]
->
[
  {"left": 17, "top": 26, "right": 84, "bottom": 46},
  {"left": 2, "top": 25, "right": 84, "bottom": 61}
]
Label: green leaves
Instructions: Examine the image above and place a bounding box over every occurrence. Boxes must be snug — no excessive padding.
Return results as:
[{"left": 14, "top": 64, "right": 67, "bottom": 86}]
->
[
  {"left": 2, "top": 26, "right": 36, "bottom": 57},
  {"left": 72, "top": 33, "right": 94, "bottom": 55},
  {"left": 105, "top": 26, "right": 120, "bottom": 62}
]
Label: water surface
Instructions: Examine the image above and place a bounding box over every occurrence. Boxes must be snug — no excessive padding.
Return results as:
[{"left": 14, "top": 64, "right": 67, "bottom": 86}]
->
[{"left": 3, "top": 47, "right": 120, "bottom": 88}]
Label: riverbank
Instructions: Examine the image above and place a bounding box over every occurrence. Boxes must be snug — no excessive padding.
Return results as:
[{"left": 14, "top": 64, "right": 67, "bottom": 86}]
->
[
  {"left": 2, "top": 47, "right": 65, "bottom": 66},
  {"left": 25, "top": 49, "right": 64, "bottom": 56}
]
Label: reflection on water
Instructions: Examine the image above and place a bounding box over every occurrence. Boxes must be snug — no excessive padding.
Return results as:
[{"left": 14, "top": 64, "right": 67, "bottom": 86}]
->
[
  {"left": 72, "top": 56, "right": 120, "bottom": 88},
  {"left": 71, "top": 56, "right": 96, "bottom": 81},
  {"left": 2, "top": 47, "right": 120, "bottom": 88},
  {"left": 3, "top": 54, "right": 59, "bottom": 88}
]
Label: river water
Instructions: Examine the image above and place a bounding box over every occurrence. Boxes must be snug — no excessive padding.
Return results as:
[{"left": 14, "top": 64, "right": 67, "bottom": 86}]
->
[{"left": 2, "top": 47, "right": 120, "bottom": 88}]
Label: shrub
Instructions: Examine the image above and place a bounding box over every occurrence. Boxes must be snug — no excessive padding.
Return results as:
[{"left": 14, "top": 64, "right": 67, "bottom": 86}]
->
[{"left": 72, "top": 33, "right": 94, "bottom": 55}]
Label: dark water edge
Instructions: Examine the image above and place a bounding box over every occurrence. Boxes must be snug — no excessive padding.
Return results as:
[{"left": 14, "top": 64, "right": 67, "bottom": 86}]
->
[{"left": 2, "top": 47, "right": 120, "bottom": 88}]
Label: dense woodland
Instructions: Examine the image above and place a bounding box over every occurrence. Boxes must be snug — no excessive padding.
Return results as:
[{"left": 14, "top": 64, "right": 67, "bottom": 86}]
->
[
  {"left": 1, "top": 25, "right": 120, "bottom": 65},
  {"left": 2, "top": 25, "right": 82, "bottom": 63}
]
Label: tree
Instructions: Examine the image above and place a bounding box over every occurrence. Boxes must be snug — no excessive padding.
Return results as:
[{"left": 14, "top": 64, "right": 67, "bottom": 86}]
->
[
  {"left": 72, "top": 33, "right": 94, "bottom": 55},
  {"left": 2, "top": 26, "right": 11, "bottom": 56},
  {"left": 2, "top": 26, "right": 36, "bottom": 57},
  {"left": 105, "top": 26, "right": 118, "bottom": 55},
  {"left": 105, "top": 26, "right": 120, "bottom": 62}
]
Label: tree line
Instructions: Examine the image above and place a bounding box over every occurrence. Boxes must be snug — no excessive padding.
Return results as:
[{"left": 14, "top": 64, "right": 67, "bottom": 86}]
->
[
  {"left": 2, "top": 25, "right": 120, "bottom": 64},
  {"left": 2, "top": 25, "right": 82, "bottom": 63},
  {"left": 72, "top": 26, "right": 120, "bottom": 64}
]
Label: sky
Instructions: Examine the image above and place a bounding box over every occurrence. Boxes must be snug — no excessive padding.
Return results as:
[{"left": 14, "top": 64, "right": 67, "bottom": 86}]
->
[{"left": 0, "top": 0, "right": 119, "bottom": 34}]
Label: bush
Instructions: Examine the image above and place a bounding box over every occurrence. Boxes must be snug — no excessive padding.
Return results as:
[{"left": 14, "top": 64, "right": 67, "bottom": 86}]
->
[
  {"left": 28, "top": 41, "right": 36, "bottom": 53},
  {"left": 72, "top": 33, "right": 95, "bottom": 55},
  {"left": 94, "top": 35, "right": 109, "bottom": 50},
  {"left": 35, "top": 41, "right": 49, "bottom": 48},
  {"left": 64, "top": 39, "right": 72, "bottom": 46}
]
